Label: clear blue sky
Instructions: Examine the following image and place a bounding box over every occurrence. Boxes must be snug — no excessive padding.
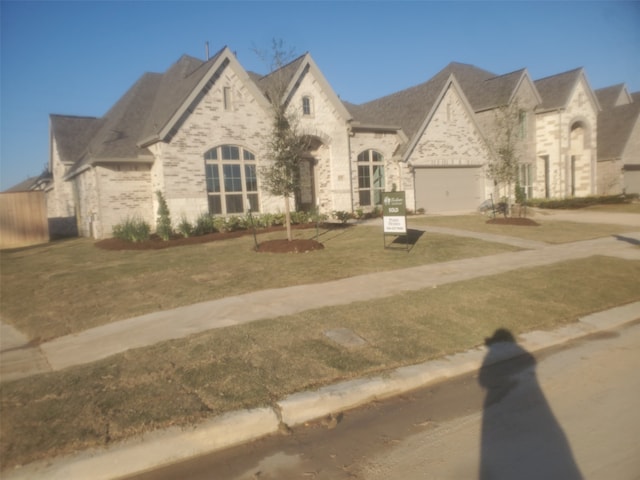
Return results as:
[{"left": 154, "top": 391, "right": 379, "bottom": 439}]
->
[{"left": 1, "top": 1, "right": 639, "bottom": 190}]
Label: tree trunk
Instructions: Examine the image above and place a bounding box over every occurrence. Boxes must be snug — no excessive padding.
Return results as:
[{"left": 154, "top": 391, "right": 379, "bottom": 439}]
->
[{"left": 284, "top": 194, "right": 292, "bottom": 241}]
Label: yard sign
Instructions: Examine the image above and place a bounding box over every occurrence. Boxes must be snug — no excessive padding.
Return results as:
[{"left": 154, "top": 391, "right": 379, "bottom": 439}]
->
[{"left": 382, "top": 191, "right": 408, "bottom": 250}]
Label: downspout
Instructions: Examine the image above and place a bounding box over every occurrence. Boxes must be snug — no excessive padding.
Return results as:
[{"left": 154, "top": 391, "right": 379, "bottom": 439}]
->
[
  {"left": 93, "top": 166, "right": 103, "bottom": 239},
  {"left": 558, "top": 109, "right": 563, "bottom": 197},
  {"left": 347, "top": 123, "right": 354, "bottom": 213}
]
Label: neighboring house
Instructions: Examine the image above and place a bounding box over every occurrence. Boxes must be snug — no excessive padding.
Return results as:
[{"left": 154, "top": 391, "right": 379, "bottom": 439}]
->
[
  {"left": 595, "top": 85, "right": 640, "bottom": 194},
  {"left": 533, "top": 68, "right": 600, "bottom": 199},
  {"left": 28, "top": 46, "right": 636, "bottom": 239}
]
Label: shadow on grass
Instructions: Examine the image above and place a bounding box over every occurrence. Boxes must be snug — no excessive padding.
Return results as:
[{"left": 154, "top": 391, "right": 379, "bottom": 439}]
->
[{"left": 386, "top": 229, "right": 424, "bottom": 252}]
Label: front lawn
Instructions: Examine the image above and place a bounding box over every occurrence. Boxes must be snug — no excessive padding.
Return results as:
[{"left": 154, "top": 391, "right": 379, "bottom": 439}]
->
[{"left": 0, "top": 225, "right": 519, "bottom": 341}]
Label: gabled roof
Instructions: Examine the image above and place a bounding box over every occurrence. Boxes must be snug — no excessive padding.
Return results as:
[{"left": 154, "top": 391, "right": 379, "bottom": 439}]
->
[
  {"left": 253, "top": 54, "right": 307, "bottom": 103},
  {"left": 3, "top": 169, "right": 52, "bottom": 193},
  {"left": 139, "top": 53, "right": 217, "bottom": 143},
  {"left": 50, "top": 114, "right": 103, "bottom": 164},
  {"left": 65, "top": 72, "right": 162, "bottom": 177},
  {"left": 345, "top": 62, "right": 543, "bottom": 141},
  {"left": 59, "top": 46, "right": 274, "bottom": 179},
  {"left": 595, "top": 84, "right": 633, "bottom": 109},
  {"left": 253, "top": 52, "right": 352, "bottom": 122},
  {"left": 598, "top": 99, "right": 640, "bottom": 160},
  {"left": 345, "top": 71, "right": 449, "bottom": 140},
  {"left": 534, "top": 68, "right": 600, "bottom": 112},
  {"left": 3, "top": 176, "right": 40, "bottom": 192}
]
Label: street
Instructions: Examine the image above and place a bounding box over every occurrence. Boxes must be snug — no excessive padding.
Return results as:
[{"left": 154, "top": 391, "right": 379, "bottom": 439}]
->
[{"left": 126, "top": 321, "right": 640, "bottom": 480}]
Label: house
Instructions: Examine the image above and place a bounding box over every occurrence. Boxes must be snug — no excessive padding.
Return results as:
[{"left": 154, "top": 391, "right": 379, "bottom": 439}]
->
[
  {"left": 595, "top": 85, "right": 640, "bottom": 194},
  {"left": 38, "top": 46, "right": 636, "bottom": 239},
  {"left": 534, "top": 68, "right": 600, "bottom": 198}
]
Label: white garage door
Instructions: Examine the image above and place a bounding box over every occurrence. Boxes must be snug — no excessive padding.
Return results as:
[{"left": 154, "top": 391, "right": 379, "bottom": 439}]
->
[{"left": 414, "top": 167, "right": 484, "bottom": 213}]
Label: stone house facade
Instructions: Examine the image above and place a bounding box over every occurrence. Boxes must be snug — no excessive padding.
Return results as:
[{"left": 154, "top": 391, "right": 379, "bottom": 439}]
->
[
  {"left": 41, "top": 46, "right": 638, "bottom": 238},
  {"left": 595, "top": 86, "right": 640, "bottom": 195}
]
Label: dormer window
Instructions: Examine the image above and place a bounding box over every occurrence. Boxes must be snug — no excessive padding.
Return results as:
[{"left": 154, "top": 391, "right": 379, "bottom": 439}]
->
[{"left": 302, "top": 96, "right": 313, "bottom": 116}]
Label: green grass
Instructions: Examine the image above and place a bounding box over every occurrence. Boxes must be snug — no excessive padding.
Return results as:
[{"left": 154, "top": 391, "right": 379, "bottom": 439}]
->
[
  {"left": 2, "top": 256, "right": 639, "bottom": 469},
  {"left": 0, "top": 226, "right": 520, "bottom": 341}
]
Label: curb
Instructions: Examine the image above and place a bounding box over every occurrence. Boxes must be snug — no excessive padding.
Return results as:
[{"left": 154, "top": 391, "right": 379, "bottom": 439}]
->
[{"left": 4, "top": 302, "right": 640, "bottom": 480}]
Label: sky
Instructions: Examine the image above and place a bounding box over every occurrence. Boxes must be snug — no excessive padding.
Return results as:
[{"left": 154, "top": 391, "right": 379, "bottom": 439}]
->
[{"left": 1, "top": 1, "right": 639, "bottom": 191}]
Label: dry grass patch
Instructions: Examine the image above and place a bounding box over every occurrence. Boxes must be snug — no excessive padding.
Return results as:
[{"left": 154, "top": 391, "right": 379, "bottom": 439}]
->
[
  {"left": 2, "top": 256, "right": 639, "bottom": 470},
  {"left": 412, "top": 213, "right": 638, "bottom": 243},
  {"left": 0, "top": 227, "right": 518, "bottom": 341}
]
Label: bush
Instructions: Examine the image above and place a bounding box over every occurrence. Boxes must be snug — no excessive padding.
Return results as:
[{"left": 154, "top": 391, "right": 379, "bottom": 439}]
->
[
  {"left": 112, "top": 217, "right": 151, "bottom": 242},
  {"left": 332, "top": 210, "right": 354, "bottom": 224},
  {"left": 290, "top": 210, "right": 312, "bottom": 225},
  {"left": 177, "top": 217, "right": 193, "bottom": 238},
  {"left": 193, "top": 213, "right": 217, "bottom": 236},
  {"left": 528, "top": 194, "right": 636, "bottom": 210},
  {"left": 155, "top": 191, "right": 172, "bottom": 241}
]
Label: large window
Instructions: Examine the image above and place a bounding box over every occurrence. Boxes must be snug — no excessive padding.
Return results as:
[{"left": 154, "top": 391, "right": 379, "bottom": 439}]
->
[
  {"left": 204, "top": 145, "right": 259, "bottom": 214},
  {"left": 357, "top": 149, "right": 385, "bottom": 206}
]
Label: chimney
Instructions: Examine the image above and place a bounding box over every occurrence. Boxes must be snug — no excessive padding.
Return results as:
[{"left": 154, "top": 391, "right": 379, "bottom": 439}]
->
[{"left": 205, "top": 41, "right": 210, "bottom": 61}]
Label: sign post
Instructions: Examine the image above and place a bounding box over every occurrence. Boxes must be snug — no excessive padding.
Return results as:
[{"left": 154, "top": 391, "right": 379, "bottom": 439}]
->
[{"left": 382, "top": 191, "right": 408, "bottom": 251}]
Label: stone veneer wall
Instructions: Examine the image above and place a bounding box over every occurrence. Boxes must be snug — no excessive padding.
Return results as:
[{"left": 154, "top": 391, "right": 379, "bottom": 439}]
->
[
  {"left": 46, "top": 137, "right": 76, "bottom": 219},
  {"left": 411, "top": 86, "right": 491, "bottom": 167},
  {"left": 95, "top": 163, "right": 153, "bottom": 238},
  {"left": 475, "top": 80, "right": 540, "bottom": 200},
  {"left": 597, "top": 158, "right": 624, "bottom": 195},
  {"left": 153, "top": 61, "right": 272, "bottom": 225},
  {"left": 72, "top": 168, "right": 99, "bottom": 238},
  {"left": 154, "top": 60, "right": 355, "bottom": 222},
  {"left": 409, "top": 85, "right": 493, "bottom": 204},
  {"left": 535, "top": 78, "right": 598, "bottom": 198},
  {"left": 294, "top": 67, "right": 352, "bottom": 213}
]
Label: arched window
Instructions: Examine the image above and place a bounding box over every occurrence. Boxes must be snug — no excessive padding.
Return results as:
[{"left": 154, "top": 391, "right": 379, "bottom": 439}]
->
[
  {"left": 204, "top": 145, "right": 259, "bottom": 214},
  {"left": 357, "top": 149, "right": 385, "bottom": 206}
]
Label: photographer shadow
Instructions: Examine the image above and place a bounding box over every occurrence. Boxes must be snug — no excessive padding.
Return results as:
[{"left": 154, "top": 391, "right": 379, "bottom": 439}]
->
[{"left": 478, "top": 329, "right": 583, "bottom": 480}]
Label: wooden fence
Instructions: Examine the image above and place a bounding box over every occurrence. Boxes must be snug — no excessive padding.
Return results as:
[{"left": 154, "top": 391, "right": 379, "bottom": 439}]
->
[{"left": 0, "top": 191, "right": 50, "bottom": 249}]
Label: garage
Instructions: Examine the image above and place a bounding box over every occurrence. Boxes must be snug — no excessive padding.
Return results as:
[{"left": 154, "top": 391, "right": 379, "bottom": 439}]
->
[
  {"left": 623, "top": 165, "right": 640, "bottom": 195},
  {"left": 414, "top": 166, "right": 484, "bottom": 213}
]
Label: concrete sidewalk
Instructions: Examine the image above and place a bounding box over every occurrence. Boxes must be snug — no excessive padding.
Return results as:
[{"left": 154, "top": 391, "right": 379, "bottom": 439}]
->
[
  {"left": 2, "top": 222, "right": 640, "bottom": 480},
  {"left": 6, "top": 305, "right": 640, "bottom": 480},
  {"left": 2, "top": 229, "right": 639, "bottom": 381}
]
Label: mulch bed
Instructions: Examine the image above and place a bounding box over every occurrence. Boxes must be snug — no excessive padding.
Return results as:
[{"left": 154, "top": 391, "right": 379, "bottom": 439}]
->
[
  {"left": 95, "top": 223, "right": 332, "bottom": 253},
  {"left": 486, "top": 217, "right": 540, "bottom": 226}
]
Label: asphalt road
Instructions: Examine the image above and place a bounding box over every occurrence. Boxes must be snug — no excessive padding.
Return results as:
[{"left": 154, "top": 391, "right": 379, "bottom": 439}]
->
[{"left": 125, "top": 321, "right": 640, "bottom": 480}]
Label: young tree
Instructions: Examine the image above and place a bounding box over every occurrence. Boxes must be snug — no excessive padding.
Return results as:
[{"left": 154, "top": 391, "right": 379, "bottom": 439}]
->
[
  {"left": 487, "top": 101, "right": 524, "bottom": 217},
  {"left": 256, "top": 39, "right": 311, "bottom": 241}
]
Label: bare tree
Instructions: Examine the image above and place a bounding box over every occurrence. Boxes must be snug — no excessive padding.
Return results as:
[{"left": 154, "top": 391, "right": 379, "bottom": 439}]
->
[
  {"left": 255, "top": 39, "right": 311, "bottom": 241},
  {"left": 487, "top": 101, "right": 524, "bottom": 217}
]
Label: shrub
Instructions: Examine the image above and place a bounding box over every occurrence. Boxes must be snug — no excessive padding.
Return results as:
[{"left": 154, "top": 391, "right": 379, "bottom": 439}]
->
[
  {"left": 112, "top": 217, "right": 151, "bottom": 242},
  {"left": 222, "top": 216, "right": 249, "bottom": 232},
  {"left": 155, "top": 191, "right": 172, "bottom": 241},
  {"left": 528, "top": 195, "right": 635, "bottom": 210},
  {"left": 290, "top": 210, "right": 311, "bottom": 225},
  {"left": 177, "top": 217, "right": 193, "bottom": 238},
  {"left": 193, "top": 213, "right": 217, "bottom": 236},
  {"left": 332, "top": 210, "right": 353, "bottom": 224}
]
